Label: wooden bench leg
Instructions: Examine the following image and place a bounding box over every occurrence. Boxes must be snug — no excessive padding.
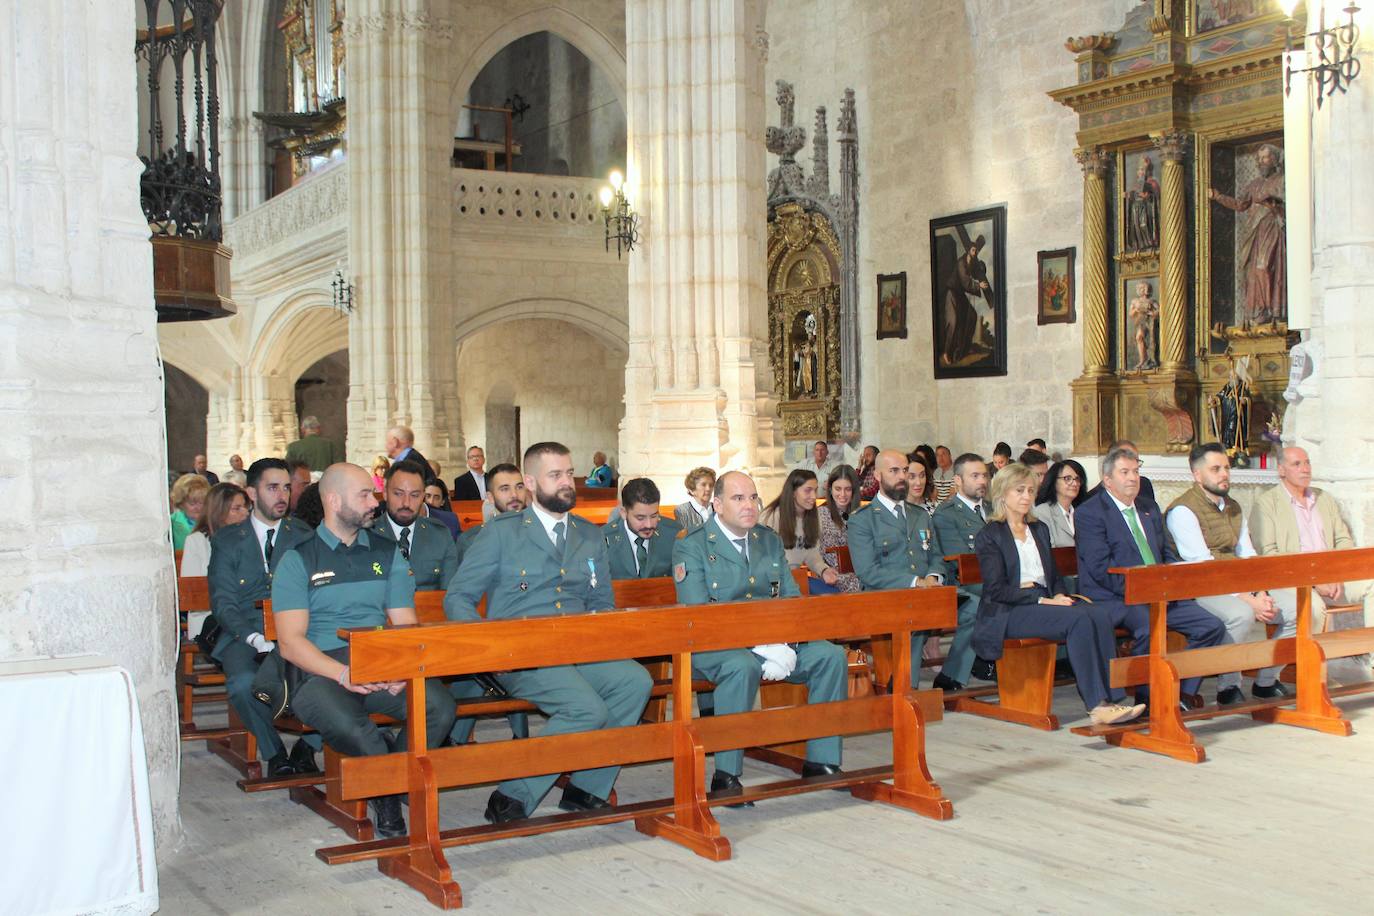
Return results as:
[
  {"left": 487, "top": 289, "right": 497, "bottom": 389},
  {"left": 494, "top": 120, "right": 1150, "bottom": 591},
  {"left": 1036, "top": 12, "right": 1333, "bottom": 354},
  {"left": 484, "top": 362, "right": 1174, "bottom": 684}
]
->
[
  {"left": 635, "top": 725, "right": 730, "bottom": 861},
  {"left": 949, "top": 642, "right": 1059, "bottom": 731},
  {"left": 1253, "top": 588, "right": 1352, "bottom": 736},
  {"left": 1115, "top": 657, "right": 1204, "bottom": 763},
  {"left": 206, "top": 704, "right": 261, "bottom": 780},
  {"left": 290, "top": 747, "right": 374, "bottom": 840}
]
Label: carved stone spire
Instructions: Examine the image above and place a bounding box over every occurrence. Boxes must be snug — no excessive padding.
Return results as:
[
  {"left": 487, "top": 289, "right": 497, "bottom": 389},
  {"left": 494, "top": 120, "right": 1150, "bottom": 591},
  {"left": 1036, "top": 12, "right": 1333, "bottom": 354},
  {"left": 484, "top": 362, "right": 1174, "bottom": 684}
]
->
[{"left": 808, "top": 106, "right": 830, "bottom": 198}]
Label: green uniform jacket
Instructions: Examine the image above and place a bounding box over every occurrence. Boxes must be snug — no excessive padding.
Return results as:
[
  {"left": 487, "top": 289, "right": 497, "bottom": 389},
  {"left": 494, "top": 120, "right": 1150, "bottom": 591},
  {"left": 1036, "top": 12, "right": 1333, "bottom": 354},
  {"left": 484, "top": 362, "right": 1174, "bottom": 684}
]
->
[
  {"left": 671, "top": 516, "right": 800, "bottom": 604},
  {"left": 453, "top": 520, "right": 484, "bottom": 571},
  {"left": 443, "top": 507, "right": 613, "bottom": 621},
  {"left": 369, "top": 513, "right": 458, "bottom": 591},
  {"left": 932, "top": 496, "right": 987, "bottom": 593},
  {"left": 602, "top": 516, "right": 682, "bottom": 580},
  {"left": 207, "top": 516, "right": 314, "bottom": 659},
  {"left": 284, "top": 434, "right": 343, "bottom": 472},
  {"left": 846, "top": 500, "right": 947, "bottom": 591}
]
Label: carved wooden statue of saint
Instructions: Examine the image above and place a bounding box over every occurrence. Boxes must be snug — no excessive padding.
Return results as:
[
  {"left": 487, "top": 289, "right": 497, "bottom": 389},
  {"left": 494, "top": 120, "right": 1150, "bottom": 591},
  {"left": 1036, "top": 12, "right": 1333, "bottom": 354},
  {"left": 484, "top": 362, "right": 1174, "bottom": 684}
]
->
[
  {"left": 1209, "top": 144, "right": 1286, "bottom": 328},
  {"left": 1125, "top": 155, "right": 1160, "bottom": 252},
  {"left": 1209, "top": 356, "right": 1254, "bottom": 467},
  {"left": 1127, "top": 279, "right": 1159, "bottom": 371},
  {"left": 792, "top": 312, "right": 819, "bottom": 397}
]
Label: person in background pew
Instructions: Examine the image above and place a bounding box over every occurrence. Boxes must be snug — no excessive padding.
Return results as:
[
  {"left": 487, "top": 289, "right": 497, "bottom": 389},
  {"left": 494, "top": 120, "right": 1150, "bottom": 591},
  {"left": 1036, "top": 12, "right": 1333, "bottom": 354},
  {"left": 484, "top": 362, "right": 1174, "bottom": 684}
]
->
[
  {"left": 452, "top": 446, "right": 487, "bottom": 501},
  {"left": 903, "top": 452, "right": 940, "bottom": 517},
  {"left": 224, "top": 469, "right": 247, "bottom": 489},
  {"left": 274, "top": 463, "right": 456, "bottom": 839},
  {"left": 848, "top": 450, "right": 950, "bottom": 689},
  {"left": 932, "top": 452, "right": 992, "bottom": 686},
  {"left": 1035, "top": 459, "right": 1088, "bottom": 548},
  {"left": 990, "top": 441, "right": 1013, "bottom": 474},
  {"left": 1018, "top": 448, "right": 1050, "bottom": 491},
  {"left": 972, "top": 463, "right": 1146, "bottom": 726},
  {"left": 370, "top": 455, "right": 389, "bottom": 492},
  {"left": 229, "top": 453, "right": 245, "bottom": 473},
  {"left": 1084, "top": 438, "right": 1157, "bottom": 506},
  {"left": 760, "top": 468, "right": 841, "bottom": 594},
  {"left": 423, "top": 481, "right": 461, "bottom": 540},
  {"left": 1166, "top": 443, "right": 1297, "bottom": 704},
  {"left": 1075, "top": 446, "right": 1227, "bottom": 709},
  {"left": 932, "top": 445, "right": 956, "bottom": 503},
  {"left": 291, "top": 482, "right": 324, "bottom": 528},
  {"left": 818, "top": 465, "right": 862, "bottom": 593},
  {"left": 383, "top": 425, "right": 436, "bottom": 486},
  {"left": 170, "top": 473, "right": 210, "bottom": 550},
  {"left": 453, "top": 463, "right": 526, "bottom": 568},
  {"left": 369, "top": 459, "right": 458, "bottom": 591},
  {"left": 180, "top": 482, "right": 249, "bottom": 577},
  {"left": 586, "top": 450, "right": 616, "bottom": 487},
  {"left": 1026, "top": 438, "right": 1048, "bottom": 454},
  {"left": 856, "top": 445, "right": 880, "bottom": 500},
  {"left": 672, "top": 471, "right": 848, "bottom": 807},
  {"left": 675, "top": 466, "right": 716, "bottom": 532},
  {"left": 287, "top": 460, "right": 313, "bottom": 514},
  {"left": 208, "top": 458, "right": 316, "bottom": 777},
  {"left": 603, "top": 477, "right": 682, "bottom": 579},
  {"left": 192, "top": 453, "right": 220, "bottom": 485},
  {"left": 444, "top": 442, "right": 651, "bottom": 823}
]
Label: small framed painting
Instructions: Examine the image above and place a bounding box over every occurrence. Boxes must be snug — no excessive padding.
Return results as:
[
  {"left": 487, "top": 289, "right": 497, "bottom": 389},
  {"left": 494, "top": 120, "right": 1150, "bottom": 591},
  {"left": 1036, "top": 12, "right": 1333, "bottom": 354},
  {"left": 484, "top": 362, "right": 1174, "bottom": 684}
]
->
[
  {"left": 1037, "top": 247, "right": 1076, "bottom": 325},
  {"left": 877, "top": 272, "right": 907, "bottom": 340}
]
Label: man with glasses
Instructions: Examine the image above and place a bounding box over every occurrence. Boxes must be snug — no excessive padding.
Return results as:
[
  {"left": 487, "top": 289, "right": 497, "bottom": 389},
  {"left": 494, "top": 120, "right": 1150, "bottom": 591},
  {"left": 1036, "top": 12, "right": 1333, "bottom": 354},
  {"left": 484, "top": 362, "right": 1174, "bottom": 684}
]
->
[{"left": 1085, "top": 438, "right": 1157, "bottom": 505}]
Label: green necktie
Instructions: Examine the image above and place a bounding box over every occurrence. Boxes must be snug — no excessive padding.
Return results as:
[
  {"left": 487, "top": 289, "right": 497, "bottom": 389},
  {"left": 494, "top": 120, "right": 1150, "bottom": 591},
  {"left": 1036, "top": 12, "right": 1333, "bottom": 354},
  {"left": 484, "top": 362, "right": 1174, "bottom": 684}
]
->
[
  {"left": 553, "top": 520, "right": 566, "bottom": 555},
  {"left": 1123, "top": 506, "right": 1157, "bottom": 565},
  {"left": 634, "top": 536, "right": 648, "bottom": 577}
]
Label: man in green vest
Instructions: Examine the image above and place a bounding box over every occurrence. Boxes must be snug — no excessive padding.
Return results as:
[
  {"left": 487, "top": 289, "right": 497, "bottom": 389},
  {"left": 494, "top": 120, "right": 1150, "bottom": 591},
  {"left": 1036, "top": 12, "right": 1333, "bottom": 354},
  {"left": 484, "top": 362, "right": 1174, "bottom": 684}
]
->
[
  {"left": 672, "top": 470, "right": 846, "bottom": 807},
  {"left": 284, "top": 415, "right": 342, "bottom": 472},
  {"left": 603, "top": 477, "right": 682, "bottom": 579},
  {"left": 444, "top": 442, "right": 652, "bottom": 823},
  {"left": 1165, "top": 442, "right": 1296, "bottom": 704},
  {"left": 369, "top": 459, "right": 457, "bottom": 591},
  {"left": 273, "top": 463, "right": 456, "bottom": 839}
]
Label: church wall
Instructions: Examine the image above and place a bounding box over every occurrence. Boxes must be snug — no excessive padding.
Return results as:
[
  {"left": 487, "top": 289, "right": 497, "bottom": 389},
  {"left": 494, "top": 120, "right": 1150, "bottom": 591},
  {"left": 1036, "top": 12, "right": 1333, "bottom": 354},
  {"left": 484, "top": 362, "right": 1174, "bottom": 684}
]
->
[
  {"left": 165, "top": 362, "right": 211, "bottom": 473},
  {"left": 456, "top": 319, "right": 625, "bottom": 473},
  {"left": 766, "top": 0, "right": 1138, "bottom": 457}
]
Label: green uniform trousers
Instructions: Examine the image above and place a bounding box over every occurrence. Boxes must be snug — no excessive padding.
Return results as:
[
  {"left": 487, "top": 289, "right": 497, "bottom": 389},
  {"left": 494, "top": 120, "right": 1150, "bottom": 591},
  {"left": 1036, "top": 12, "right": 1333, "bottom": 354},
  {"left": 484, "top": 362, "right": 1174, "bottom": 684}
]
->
[
  {"left": 910, "top": 593, "right": 979, "bottom": 688},
  {"left": 292, "top": 657, "right": 456, "bottom": 758},
  {"left": 219, "top": 639, "right": 287, "bottom": 760},
  {"left": 446, "top": 677, "right": 530, "bottom": 744}
]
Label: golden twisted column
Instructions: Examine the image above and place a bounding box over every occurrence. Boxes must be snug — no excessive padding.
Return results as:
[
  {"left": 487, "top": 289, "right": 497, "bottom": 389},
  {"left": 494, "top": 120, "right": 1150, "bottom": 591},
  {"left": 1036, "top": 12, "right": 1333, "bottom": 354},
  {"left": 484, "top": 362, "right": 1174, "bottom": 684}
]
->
[
  {"left": 1155, "top": 130, "right": 1190, "bottom": 371},
  {"left": 1076, "top": 148, "right": 1113, "bottom": 377}
]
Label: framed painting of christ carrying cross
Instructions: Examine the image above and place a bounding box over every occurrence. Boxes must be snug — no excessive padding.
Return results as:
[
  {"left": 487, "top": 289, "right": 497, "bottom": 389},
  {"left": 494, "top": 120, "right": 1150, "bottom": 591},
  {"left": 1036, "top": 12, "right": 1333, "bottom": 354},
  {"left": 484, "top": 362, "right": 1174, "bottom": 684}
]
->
[{"left": 929, "top": 206, "right": 1007, "bottom": 378}]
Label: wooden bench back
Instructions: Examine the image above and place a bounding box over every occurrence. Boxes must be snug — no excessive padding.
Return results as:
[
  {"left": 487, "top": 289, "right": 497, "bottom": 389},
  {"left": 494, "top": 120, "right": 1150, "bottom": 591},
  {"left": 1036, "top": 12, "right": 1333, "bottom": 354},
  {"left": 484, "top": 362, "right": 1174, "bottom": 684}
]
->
[
  {"left": 178, "top": 575, "right": 212, "bottom": 612},
  {"left": 947, "top": 545, "right": 1078, "bottom": 585},
  {"left": 1112, "top": 547, "right": 1374, "bottom": 604},
  {"left": 448, "top": 499, "right": 626, "bottom": 531}
]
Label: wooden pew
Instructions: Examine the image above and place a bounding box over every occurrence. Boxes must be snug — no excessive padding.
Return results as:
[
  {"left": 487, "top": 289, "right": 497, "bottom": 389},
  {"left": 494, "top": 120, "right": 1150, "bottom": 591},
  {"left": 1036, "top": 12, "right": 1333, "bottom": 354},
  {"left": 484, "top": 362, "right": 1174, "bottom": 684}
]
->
[
  {"left": 1071, "top": 547, "right": 1374, "bottom": 763},
  {"left": 318, "top": 586, "right": 957, "bottom": 908},
  {"left": 176, "top": 575, "right": 260, "bottom": 779}
]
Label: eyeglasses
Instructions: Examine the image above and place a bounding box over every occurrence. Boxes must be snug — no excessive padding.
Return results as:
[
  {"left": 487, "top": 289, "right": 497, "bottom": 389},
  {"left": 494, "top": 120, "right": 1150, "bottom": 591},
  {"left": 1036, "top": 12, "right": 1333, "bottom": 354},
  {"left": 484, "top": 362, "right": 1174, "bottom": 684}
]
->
[{"left": 1058, "top": 475, "right": 1081, "bottom": 484}]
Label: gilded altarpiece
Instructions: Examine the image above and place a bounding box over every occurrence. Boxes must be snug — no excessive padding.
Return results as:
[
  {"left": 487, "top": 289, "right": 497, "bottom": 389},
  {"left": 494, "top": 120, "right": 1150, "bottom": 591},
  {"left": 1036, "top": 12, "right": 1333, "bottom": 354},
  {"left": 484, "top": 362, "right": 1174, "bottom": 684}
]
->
[{"left": 1051, "top": 0, "right": 1296, "bottom": 456}]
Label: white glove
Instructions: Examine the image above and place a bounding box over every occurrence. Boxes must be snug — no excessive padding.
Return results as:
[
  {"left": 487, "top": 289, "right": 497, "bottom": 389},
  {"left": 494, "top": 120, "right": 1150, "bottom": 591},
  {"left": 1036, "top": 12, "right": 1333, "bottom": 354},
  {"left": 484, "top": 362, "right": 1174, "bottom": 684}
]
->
[
  {"left": 752, "top": 643, "right": 797, "bottom": 681},
  {"left": 246, "top": 632, "right": 275, "bottom": 654}
]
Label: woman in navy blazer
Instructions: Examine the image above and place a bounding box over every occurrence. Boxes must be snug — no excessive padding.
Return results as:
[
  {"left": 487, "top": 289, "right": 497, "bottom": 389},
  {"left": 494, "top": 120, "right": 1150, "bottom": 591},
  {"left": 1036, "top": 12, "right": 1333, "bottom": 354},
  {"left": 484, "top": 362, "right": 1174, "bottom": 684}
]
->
[{"left": 972, "top": 463, "right": 1145, "bottom": 727}]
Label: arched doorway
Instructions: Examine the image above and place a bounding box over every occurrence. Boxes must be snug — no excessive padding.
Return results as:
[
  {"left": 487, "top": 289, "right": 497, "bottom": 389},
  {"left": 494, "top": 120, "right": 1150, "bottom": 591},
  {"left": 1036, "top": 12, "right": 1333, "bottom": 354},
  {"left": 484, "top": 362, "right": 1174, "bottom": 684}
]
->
[
  {"left": 164, "top": 362, "right": 209, "bottom": 474},
  {"left": 294, "top": 349, "right": 348, "bottom": 452}
]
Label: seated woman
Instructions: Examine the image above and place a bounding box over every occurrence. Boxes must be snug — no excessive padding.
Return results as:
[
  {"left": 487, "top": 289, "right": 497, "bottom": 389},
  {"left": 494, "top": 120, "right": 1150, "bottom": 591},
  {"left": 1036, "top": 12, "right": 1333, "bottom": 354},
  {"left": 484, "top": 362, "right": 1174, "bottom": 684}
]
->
[
  {"left": 903, "top": 452, "right": 941, "bottom": 517},
  {"left": 370, "top": 455, "right": 390, "bottom": 492},
  {"left": 169, "top": 473, "right": 210, "bottom": 551},
  {"left": 292, "top": 482, "right": 325, "bottom": 529},
  {"left": 675, "top": 466, "right": 716, "bottom": 532},
  {"left": 760, "top": 469, "right": 841, "bottom": 594},
  {"left": 972, "top": 463, "right": 1145, "bottom": 727},
  {"left": 180, "top": 482, "right": 249, "bottom": 577},
  {"left": 1034, "top": 458, "right": 1088, "bottom": 548},
  {"left": 819, "top": 465, "right": 862, "bottom": 593},
  {"left": 424, "top": 481, "right": 461, "bottom": 539}
]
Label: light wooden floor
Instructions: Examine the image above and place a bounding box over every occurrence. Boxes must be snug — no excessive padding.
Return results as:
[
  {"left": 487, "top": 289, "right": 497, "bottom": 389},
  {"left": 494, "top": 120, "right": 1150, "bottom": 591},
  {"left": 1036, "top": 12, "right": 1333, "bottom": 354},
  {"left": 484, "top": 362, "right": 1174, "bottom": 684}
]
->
[{"left": 161, "top": 684, "right": 1374, "bottom": 914}]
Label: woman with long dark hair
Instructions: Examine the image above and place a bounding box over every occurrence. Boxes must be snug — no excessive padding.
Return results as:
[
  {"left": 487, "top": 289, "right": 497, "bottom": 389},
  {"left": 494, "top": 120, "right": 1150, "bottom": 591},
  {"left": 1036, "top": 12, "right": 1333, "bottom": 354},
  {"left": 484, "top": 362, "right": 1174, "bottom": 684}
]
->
[
  {"left": 180, "top": 483, "right": 249, "bottom": 577},
  {"left": 1035, "top": 459, "right": 1088, "bottom": 548},
  {"left": 819, "top": 464, "right": 861, "bottom": 593},
  {"left": 761, "top": 468, "right": 841, "bottom": 594},
  {"left": 903, "top": 452, "right": 940, "bottom": 516}
]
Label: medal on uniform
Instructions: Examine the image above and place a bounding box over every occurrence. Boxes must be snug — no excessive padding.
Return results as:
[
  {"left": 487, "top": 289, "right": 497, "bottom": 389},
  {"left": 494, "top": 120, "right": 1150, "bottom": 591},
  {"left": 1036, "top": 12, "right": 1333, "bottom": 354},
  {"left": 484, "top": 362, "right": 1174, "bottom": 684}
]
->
[
  {"left": 518, "top": 581, "right": 528, "bottom": 591},
  {"left": 920, "top": 528, "right": 930, "bottom": 551},
  {"left": 770, "top": 580, "right": 780, "bottom": 598},
  {"left": 587, "top": 558, "right": 598, "bottom": 589}
]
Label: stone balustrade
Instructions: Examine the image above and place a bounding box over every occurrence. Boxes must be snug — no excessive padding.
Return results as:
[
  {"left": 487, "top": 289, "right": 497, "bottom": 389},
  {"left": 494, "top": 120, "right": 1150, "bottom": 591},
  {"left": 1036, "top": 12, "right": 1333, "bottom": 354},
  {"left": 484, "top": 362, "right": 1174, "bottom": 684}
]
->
[
  {"left": 224, "top": 161, "right": 348, "bottom": 260},
  {"left": 452, "top": 169, "right": 607, "bottom": 237}
]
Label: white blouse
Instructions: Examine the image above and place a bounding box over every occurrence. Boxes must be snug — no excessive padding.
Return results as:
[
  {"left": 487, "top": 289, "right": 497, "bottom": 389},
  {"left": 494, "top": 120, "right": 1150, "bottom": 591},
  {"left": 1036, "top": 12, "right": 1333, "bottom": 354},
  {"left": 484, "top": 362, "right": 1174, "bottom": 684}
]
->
[
  {"left": 1012, "top": 530, "right": 1046, "bottom": 587},
  {"left": 180, "top": 531, "right": 211, "bottom": 577}
]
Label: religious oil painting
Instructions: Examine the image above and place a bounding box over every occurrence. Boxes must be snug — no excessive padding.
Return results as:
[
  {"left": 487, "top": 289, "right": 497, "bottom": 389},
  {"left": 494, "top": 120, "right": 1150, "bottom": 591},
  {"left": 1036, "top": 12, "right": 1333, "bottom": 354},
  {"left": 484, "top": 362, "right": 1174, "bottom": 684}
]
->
[
  {"left": 1036, "top": 248, "right": 1075, "bottom": 325},
  {"left": 1121, "top": 274, "right": 1161, "bottom": 373},
  {"left": 1195, "top": 0, "right": 1265, "bottom": 33},
  {"left": 876, "top": 272, "right": 908, "bottom": 340},
  {"left": 929, "top": 206, "right": 1007, "bottom": 379}
]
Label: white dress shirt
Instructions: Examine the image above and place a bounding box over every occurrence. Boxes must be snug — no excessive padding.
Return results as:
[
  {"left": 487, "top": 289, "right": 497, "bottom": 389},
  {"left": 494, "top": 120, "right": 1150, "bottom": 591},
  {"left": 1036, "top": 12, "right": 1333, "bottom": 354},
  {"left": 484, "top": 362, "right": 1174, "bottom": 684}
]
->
[
  {"left": 1012, "top": 529, "right": 1047, "bottom": 587},
  {"left": 623, "top": 518, "right": 644, "bottom": 575},
  {"left": 467, "top": 470, "right": 487, "bottom": 499},
  {"left": 955, "top": 492, "right": 985, "bottom": 518},
  {"left": 249, "top": 514, "right": 281, "bottom": 571},
  {"left": 530, "top": 501, "right": 567, "bottom": 546},
  {"left": 689, "top": 499, "right": 712, "bottom": 525},
  {"left": 1166, "top": 496, "right": 1256, "bottom": 563}
]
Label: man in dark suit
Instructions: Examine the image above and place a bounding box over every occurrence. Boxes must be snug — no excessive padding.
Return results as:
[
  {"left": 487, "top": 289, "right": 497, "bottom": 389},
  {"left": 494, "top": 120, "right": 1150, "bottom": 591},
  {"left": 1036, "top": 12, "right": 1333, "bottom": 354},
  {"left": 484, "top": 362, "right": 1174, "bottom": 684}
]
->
[
  {"left": 193, "top": 453, "right": 219, "bottom": 485},
  {"left": 1085, "top": 438, "right": 1156, "bottom": 506},
  {"left": 384, "top": 424, "right": 435, "bottom": 485},
  {"left": 603, "top": 477, "right": 682, "bottom": 579},
  {"left": 370, "top": 459, "right": 458, "bottom": 591},
  {"left": 452, "top": 446, "right": 487, "bottom": 501},
  {"left": 1075, "top": 445, "right": 1226, "bottom": 704}
]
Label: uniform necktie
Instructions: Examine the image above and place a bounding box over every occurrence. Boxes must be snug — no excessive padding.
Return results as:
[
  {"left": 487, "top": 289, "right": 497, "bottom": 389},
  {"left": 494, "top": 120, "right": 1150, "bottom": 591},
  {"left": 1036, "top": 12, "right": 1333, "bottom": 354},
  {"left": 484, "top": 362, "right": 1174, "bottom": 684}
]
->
[
  {"left": 1123, "top": 507, "right": 1157, "bottom": 565},
  {"left": 553, "top": 520, "right": 566, "bottom": 554},
  {"left": 398, "top": 526, "right": 411, "bottom": 561},
  {"left": 975, "top": 502, "right": 985, "bottom": 522},
  {"left": 634, "top": 536, "right": 648, "bottom": 577},
  {"left": 263, "top": 528, "right": 275, "bottom": 570},
  {"left": 734, "top": 537, "right": 749, "bottom": 563}
]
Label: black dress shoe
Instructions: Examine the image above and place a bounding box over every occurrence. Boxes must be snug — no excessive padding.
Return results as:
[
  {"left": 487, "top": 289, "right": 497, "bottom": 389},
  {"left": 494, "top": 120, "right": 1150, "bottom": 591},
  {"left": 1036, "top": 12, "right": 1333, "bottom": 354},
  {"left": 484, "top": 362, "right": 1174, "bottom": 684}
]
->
[
  {"left": 288, "top": 739, "right": 319, "bottom": 774},
  {"left": 371, "top": 795, "right": 406, "bottom": 839},
  {"left": 266, "top": 752, "right": 297, "bottom": 778},
  {"left": 970, "top": 657, "right": 998, "bottom": 683},
  {"left": 932, "top": 672, "right": 964, "bottom": 692},
  {"left": 1216, "top": 685, "right": 1245, "bottom": 706},
  {"left": 1253, "top": 681, "right": 1290, "bottom": 700},
  {"left": 1054, "top": 658, "right": 1075, "bottom": 681},
  {"left": 710, "top": 771, "right": 753, "bottom": 808},
  {"left": 558, "top": 784, "right": 611, "bottom": 812},
  {"left": 484, "top": 789, "right": 527, "bottom": 824},
  {"left": 802, "top": 762, "right": 849, "bottom": 792}
]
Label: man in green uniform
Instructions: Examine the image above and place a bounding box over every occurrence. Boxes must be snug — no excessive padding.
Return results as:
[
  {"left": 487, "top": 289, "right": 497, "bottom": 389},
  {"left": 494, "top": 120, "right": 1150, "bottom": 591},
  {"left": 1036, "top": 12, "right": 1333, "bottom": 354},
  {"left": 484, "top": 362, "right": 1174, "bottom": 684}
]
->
[
  {"left": 273, "top": 463, "right": 456, "bottom": 839},
  {"left": 208, "top": 457, "right": 317, "bottom": 776},
  {"left": 452, "top": 463, "right": 526, "bottom": 569},
  {"left": 602, "top": 477, "right": 682, "bottom": 579},
  {"left": 848, "top": 450, "right": 953, "bottom": 690},
  {"left": 930, "top": 452, "right": 992, "bottom": 686},
  {"left": 283, "top": 415, "right": 342, "bottom": 472},
  {"left": 444, "top": 442, "right": 652, "bottom": 823},
  {"left": 672, "top": 470, "right": 847, "bottom": 807},
  {"left": 369, "top": 459, "right": 457, "bottom": 591}
]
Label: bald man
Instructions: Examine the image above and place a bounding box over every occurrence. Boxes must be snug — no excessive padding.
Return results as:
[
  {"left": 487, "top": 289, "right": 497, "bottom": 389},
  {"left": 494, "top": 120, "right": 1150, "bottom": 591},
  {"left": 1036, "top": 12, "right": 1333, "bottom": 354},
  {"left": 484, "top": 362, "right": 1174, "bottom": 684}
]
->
[
  {"left": 384, "top": 425, "right": 436, "bottom": 485},
  {"left": 272, "top": 463, "right": 455, "bottom": 840}
]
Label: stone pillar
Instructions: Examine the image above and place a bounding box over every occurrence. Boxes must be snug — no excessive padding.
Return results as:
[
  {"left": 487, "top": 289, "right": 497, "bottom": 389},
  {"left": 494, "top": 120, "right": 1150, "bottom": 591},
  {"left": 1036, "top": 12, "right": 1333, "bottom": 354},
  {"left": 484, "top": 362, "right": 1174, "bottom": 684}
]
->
[
  {"left": 621, "top": 0, "right": 783, "bottom": 500},
  {"left": 343, "top": 2, "right": 457, "bottom": 467},
  {"left": 0, "top": 0, "right": 179, "bottom": 847},
  {"left": 1154, "top": 130, "right": 1190, "bottom": 371},
  {"left": 1070, "top": 147, "right": 1117, "bottom": 454}
]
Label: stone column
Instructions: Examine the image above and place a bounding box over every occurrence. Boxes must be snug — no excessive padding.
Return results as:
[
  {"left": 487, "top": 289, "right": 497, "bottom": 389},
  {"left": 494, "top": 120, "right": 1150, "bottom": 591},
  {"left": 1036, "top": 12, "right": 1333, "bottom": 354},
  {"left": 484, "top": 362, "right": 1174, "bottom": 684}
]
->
[
  {"left": 1154, "top": 130, "right": 1190, "bottom": 371},
  {"left": 1075, "top": 147, "right": 1113, "bottom": 377},
  {"left": 620, "top": 0, "right": 783, "bottom": 500},
  {"left": 0, "top": 0, "right": 179, "bottom": 846},
  {"left": 343, "top": 2, "right": 458, "bottom": 467}
]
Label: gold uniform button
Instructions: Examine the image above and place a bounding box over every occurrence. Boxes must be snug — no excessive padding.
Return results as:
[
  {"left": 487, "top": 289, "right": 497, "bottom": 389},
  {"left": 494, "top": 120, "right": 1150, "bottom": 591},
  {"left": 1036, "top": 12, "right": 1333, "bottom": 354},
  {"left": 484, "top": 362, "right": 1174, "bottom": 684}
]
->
[
  {"left": 745, "top": 593, "right": 752, "bottom": 599},
  {"left": 748, "top": 576, "right": 755, "bottom": 584},
  {"left": 239, "top": 578, "right": 245, "bottom": 584},
  {"left": 560, "top": 568, "right": 566, "bottom": 575},
  {"left": 555, "top": 601, "right": 562, "bottom": 609},
  {"left": 711, "top": 582, "right": 718, "bottom": 588},
  {"left": 556, "top": 586, "right": 562, "bottom": 593}
]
